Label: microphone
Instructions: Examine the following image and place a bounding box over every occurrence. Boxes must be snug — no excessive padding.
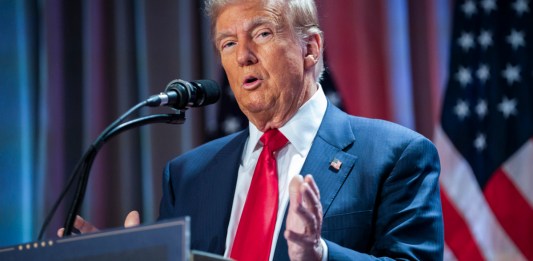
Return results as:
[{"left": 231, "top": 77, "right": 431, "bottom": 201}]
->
[{"left": 147, "top": 79, "right": 221, "bottom": 109}]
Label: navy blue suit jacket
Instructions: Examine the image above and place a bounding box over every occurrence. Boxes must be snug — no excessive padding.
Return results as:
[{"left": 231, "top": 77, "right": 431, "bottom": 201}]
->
[{"left": 159, "top": 103, "right": 444, "bottom": 260}]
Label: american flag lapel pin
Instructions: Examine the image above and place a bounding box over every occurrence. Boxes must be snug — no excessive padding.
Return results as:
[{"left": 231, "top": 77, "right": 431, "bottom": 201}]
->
[{"left": 330, "top": 158, "right": 342, "bottom": 171}]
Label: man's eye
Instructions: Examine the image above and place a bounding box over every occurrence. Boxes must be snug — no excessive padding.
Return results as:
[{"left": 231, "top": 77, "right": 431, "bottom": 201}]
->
[
  {"left": 254, "top": 30, "right": 272, "bottom": 43},
  {"left": 257, "top": 31, "right": 271, "bottom": 38},
  {"left": 221, "top": 41, "right": 236, "bottom": 50}
]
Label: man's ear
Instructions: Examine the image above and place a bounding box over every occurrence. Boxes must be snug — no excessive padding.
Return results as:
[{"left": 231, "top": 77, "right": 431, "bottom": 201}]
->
[{"left": 303, "top": 33, "right": 322, "bottom": 70}]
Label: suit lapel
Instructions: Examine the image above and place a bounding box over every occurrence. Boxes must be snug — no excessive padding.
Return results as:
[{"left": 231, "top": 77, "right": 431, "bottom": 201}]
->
[
  {"left": 190, "top": 130, "right": 248, "bottom": 254},
  {"left": 273, "top": 103, "right": 358, "bottom": 259},
  {"left": 301, "top": 103, "right": 357, "bottom": 215}
]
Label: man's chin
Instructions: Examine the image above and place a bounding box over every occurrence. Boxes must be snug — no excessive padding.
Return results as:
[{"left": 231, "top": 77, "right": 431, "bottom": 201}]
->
[{"left": 240, "top": 101, "right": 273, "bottom": 115}]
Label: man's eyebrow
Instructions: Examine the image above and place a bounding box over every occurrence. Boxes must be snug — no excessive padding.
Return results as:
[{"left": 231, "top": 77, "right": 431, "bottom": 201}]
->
[
  {"left": 215, "top": 17, "right": 277, "bottom": 44},
  {"left": 247, "top": 17, "right": 277, "bottom": 30},
  {"left": 215, "top": 32, "right": 233, "bottom": 45}
]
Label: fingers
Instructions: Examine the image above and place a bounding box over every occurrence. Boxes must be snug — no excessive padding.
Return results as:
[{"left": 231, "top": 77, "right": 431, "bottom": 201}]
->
[
  {"left": 298, "top": 181, "right": 322, "bottom": 235},
  {"left": 304, "top": 174, "right": 320, "bottom": 200},
  {"left": 290, "top": 174, "right": 304, "bottom": 190},
  {"left": 124, "top": 210, "right": 140, "bottom": 228},
  {"left": 57, "top": 228, "right": 65, "bottom": 238},
  {"left": 56, "top": 210, "right": 141, "bottom": 238},
  {"left": 56, "top": 215, "right": 96, "bottom": 238},
  {"left": 74, "top": 215, "right": 99, "bottom": 233},
  {"left": 286, "top": 174, "right": 323, "bottom": 237},
  {"left": 289, "top": 175, "right": 304, "bottom": 206},
  {"left": 285, "top": 174, "right": 324, "bottom": 260},
  {"left": 292, "top": 175, "right": 321, "bottom": 218}
]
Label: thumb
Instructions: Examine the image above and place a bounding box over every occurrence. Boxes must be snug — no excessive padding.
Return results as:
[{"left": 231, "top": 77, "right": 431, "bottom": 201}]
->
[
  {"left": 124, "top": 210, "right": 140, "bottom": 228},
  {"left": 289, "top": 175, "right": 304, "bottom": 208}
]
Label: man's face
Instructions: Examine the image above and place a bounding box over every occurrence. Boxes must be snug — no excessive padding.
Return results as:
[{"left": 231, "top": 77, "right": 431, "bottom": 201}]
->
[{"left": 215, "top": 0, "right": 314, "bottom": 130}]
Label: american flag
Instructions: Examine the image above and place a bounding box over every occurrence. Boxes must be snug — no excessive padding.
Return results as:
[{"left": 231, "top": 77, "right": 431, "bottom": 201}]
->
[
  {"left": 329, "top": 158, "right": 342, "bottom": 171},
  {"left": 436, "top": 0, "right": 533, "bottom": 260}
]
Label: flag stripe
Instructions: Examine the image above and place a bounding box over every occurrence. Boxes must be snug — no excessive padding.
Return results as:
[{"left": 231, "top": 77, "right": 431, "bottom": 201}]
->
[
  {"left": 435, "top": 127, "right": 526, "bottom": 261},
  {"left": 503, "top": 139, "right": 533, "bottom": 208},
  {"left": 441, "top": 189, "right": 485, "bottom": 261},
  {"left": 484, "top": 168, "right": 533, "bottom": 260},
  {"left": 443, "top": 243, "right": 458, "bottom": 261}
]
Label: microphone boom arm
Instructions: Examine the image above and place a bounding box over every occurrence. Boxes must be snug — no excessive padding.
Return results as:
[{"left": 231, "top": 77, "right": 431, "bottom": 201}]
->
[
  {"left": 62, "top": 111, "right": 186, "bottom": 236},
  {"left": 38, "top": 78, "right": 219, "bottom": 240}
]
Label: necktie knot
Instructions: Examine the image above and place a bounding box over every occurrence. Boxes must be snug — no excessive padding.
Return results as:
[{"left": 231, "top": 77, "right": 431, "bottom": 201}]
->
[{"left": 260, "top": 129, "right": 288, "bottom": 153}]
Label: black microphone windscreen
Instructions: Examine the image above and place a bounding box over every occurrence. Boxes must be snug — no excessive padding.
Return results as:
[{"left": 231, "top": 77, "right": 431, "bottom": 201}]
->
[{"left": 194, "top": 79, "right": 221, "bottom": 106}]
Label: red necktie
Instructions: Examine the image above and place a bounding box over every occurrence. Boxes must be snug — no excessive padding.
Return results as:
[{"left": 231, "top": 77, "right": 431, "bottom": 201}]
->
[{"left": 230, "top": 129, "right": 288, "bottom": 261}]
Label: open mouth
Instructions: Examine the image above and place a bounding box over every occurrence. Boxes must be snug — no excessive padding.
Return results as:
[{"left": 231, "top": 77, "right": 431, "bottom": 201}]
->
[{"left": 244, "top": 76, "right": 258, "bottom": 84}]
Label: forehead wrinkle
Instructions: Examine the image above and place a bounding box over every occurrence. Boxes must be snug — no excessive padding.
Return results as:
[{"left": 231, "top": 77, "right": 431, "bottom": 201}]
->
[{"left": 247, "top": 16, "right": 278, "bottom": 32}]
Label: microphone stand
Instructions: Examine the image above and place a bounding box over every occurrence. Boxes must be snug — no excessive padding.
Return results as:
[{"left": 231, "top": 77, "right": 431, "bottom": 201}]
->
[
  {"left": 63, "top": 112, "right": 185, "bottom": 236},
  {"left": 37, "top": 100, "right": 186, "bottom": 239}
]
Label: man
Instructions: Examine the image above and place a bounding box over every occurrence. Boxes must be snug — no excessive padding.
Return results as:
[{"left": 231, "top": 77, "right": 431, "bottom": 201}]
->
[{"left": 66, "top": 0, "right": 444, "bottom": 260}]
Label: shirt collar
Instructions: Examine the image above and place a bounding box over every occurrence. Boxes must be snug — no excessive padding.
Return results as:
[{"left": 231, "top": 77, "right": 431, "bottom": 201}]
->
[{"left": 242, "top": 83, "right": 328, "bottom": 164}]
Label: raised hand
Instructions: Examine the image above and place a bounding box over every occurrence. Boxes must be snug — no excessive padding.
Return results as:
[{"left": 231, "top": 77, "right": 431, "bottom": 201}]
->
[{"left": 284, "top": 175, "right": 324, "bottom": 261}]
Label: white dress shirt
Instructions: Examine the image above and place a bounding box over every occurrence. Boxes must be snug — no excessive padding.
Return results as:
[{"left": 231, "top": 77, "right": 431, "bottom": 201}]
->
[{"left": 224, "top": 84, "right": 328, "bottom": 260}]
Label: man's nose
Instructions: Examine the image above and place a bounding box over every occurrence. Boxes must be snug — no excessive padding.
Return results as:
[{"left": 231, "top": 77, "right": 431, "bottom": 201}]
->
[{"left": 236, "top": 40, "right": 258, "bottom": 66}]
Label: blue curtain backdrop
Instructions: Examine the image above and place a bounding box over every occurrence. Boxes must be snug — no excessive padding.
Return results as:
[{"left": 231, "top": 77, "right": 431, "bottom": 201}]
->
[
  {"left": 0, "top": 0, "right": 220, "bottom": 245},
  {"left": 0, "top": 0, "right": 451, "bottom": 247},
  {"left": 1, "top": 0, "right": 37, "bottom": 245}
]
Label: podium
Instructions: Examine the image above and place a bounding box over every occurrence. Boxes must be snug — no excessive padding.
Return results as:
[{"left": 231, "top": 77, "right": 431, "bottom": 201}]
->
[{"left": 0, "top": 218, "right": 191, "bottom": 260}]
